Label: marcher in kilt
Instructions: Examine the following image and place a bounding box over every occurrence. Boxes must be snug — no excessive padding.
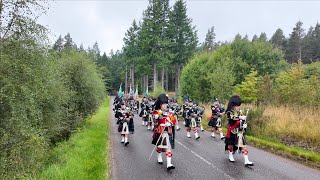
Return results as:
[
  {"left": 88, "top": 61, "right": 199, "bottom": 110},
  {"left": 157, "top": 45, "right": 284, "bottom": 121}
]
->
[
  {"left": 208, "top": 97, "right": 225, "bottom": 139},
  {"left": 151, "top": 94, "right": 176, "bottom": 170},
  {"left": 225, "top": 95, "right": 254, "bottom": 166}
]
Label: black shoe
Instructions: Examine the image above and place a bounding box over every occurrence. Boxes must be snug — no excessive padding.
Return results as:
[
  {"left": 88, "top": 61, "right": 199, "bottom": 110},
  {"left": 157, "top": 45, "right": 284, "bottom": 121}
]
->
[
  {"left": 245, "top": 162, "right": 254, "bottom": 167},
  {"left": 167, "top": 165, "right": 175, "bottom": 170},
  {"left": 196, "top": 136, "right": 200, "bottom": 140},
  {"left": 177, "top": 128, "right": 180, "bottom": 131},
  {"left": 125, "top": 142, "right": 129, "bottom": 146},
  {"left": 158, "top": 162, "right": 163, "bottom": 165},
  {"left": 221, "top": 136, "right": 225, "bottom": 140}
]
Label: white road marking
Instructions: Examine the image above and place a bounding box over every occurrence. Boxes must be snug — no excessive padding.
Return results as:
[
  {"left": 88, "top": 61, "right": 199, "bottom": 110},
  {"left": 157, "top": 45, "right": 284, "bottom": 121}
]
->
[{"left": 175, "top": 139, "right": 235, "bottom": 180}]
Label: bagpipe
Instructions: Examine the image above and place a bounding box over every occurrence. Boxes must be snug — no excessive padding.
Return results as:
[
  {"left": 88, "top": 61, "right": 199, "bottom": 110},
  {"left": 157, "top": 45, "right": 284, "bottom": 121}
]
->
[
  {"left": 210, "top": 105, "right": 225, "bottom": 127},
  {"left": 231, "top": 109, "right": 250, "bottom": 152},
  {"left": 117, "top": 108, "right": 134, "bottom": 124}
]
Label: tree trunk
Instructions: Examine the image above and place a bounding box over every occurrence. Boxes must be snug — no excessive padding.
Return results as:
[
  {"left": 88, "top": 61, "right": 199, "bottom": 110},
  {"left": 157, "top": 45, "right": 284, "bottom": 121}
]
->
[
  {"left": 175, "top": 64, "right": 179, "bottom": 93},
  {"left": 129, "top": 66, "right": 132, "bottom": 91},
  {"left": 146, "top": 74, "right": 149, "bottom": 96},
  {"left": 153, "top": 63, "right": 157, "bottom": 92},
  {"left": 141, "top": 77, "right": 143, "bottom": 97},
  {"left": 161, "top": 67, "right": 164, "bottom": 90},
  {"left": 175, "top": 64, "right": 181, "bottom": 93},
  {"left": 132, "top": 65, "right": 135, "bottom": 91},
  {"left": 165, "top": 68, "right": 168, "bottom": 92},
  {"left": 125, "top": 65, "right": 128, "bottom": 94}
]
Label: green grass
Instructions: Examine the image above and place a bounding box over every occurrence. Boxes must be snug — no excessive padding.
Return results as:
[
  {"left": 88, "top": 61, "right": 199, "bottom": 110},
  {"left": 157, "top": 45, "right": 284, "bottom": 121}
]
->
[
  {"left": 201, "top": 118, "right": 320, "bottom": 169},
  {"left": 38, "top": 98, "right": 110, "bottom": 179},
  {"left": 246, "top": 136, "right": 320, "bottom": 168}
]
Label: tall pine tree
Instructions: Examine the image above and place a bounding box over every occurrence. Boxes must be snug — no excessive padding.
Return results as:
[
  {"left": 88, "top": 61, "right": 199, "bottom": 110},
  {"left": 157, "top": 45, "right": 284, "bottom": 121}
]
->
[
  {"left": 168, "top": 0, "right": 198, "bottom": 92},
  {"left": 258, "top": 32, "right": 268, "bottom": 42},
  {"left": 203, "top": 26, "right": 216, "bottom": 51},
  {"left": 270, "top": 28, "right": 286, "bottom": 50},
  {"left": 63, "top": 33, "right": 74, "bottom": 50},
  {"left": 287, "top": 21, "right": 305, "bottom": 63},
  {"left": 53, "top": 35, "right": 64, "bottom": 52}
]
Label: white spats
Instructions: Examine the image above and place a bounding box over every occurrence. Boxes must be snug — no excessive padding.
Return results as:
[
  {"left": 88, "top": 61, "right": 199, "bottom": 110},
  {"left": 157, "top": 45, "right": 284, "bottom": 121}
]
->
[
  {"left": 142, "top": 121, "right": 145, "bottom": 126},
  {"left": 121, "top": 136, "right": 125, "bottom": 143},
  {"left": 157, "top": 153, "right": 163, "bottom": 164},
  {"left": 243, "top": 155, "right": 254, "bottom": 166},
  {"left": 218, "top": 128, "right": 225, "bottom": 139},
  {"left": 166, "top": 152, "right": 175, "bottom": 170},
  {"left": 229, "top": 152, "right": 235, "bottom": 162},
  {"left": 195, "top": 132, "right": 200, "bottom": 139},
  {"left": 211, "top": 132, "right": 216, "bottom": 138},
  {"left": 220, "top": 133, "right": 225, "bottom": 139},
  {"left": 200, "top": 126, "right": 204, "bottom": 132},
  {"left": 124, "top": 136, "right": 129, "bottom": 145},
  {"left": 187, "top": 132, "right": 191, "bottom": 138}
]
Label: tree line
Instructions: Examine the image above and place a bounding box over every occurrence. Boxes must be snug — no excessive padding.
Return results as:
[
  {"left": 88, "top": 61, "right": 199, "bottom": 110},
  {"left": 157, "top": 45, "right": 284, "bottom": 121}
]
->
[
  {"left": 107, "top": 0, "right": 198, "bottom": 94},
  {"left": 105, "top": 0, "right": 320, "bottom": 96}
]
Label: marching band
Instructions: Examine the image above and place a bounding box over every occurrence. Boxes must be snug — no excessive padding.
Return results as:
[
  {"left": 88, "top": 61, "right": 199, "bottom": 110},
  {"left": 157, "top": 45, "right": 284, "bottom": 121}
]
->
[{"left": 113, "top": 92, "right": 254, "bottom": 171}]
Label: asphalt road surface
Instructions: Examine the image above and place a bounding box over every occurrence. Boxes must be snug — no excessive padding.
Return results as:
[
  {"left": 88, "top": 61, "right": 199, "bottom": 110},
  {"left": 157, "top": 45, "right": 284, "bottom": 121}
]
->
[{"left": 110, "top": 99, "right": 320, "bottom": 180}]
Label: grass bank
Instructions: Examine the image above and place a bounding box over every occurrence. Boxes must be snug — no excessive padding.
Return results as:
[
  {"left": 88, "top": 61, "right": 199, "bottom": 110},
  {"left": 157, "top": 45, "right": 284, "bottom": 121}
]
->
[
  {"left": 38, "top": 97, "right": 110, "bottom": 179},
  {"left": 200, "top": 103, "right": 320, "bottom": 170}
]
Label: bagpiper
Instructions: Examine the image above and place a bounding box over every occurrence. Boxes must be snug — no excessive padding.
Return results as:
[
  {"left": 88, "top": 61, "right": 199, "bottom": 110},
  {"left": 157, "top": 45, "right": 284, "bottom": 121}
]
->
[
  {"left": 151, "top": 94, "right": 176, "bottom": 170},
  {"left": 225, "top": 95, "right": 254, "bottom": 166},
  {"left": 147, "top": 98, "right": 155, "bottom": 130},
  {"left": 185, "top": 99, "right": 200, "bottom": 139},
  {"left": 208, "top": 97, "right": 225, "bottom": 139},
  {"left": 169, "top": 99, "right": 182, "bottom": 131},
  {"left": 194, "top": 102, "right": 205, "bottom": 132},
  {"left": 117, "top": 101, "right": 134, "bottom": 145},
  {"left": 139, "top": 96, "right": 148, "bottom": 126}
]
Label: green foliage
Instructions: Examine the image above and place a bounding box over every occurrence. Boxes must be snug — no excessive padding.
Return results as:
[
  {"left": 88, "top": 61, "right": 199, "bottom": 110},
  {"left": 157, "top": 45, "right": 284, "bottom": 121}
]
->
[
  {"left": 181, "top": 46, "right": 235, "bottom": 102},
  {"left": 233, "top": 70, "right": 259, "bottom": 103},
  {"left": 231, "top": 38, "right": 285, "bottom": 84},
  {"left": 286, "top": 21, "right": 305, "bottom": 63},
  {"left": 256, "top": 74, "right": 274, "bottom": 105},
  {"left": 0, "top": 38, "right": 106, "bottom": 178},
  {"left": 270, "top": 28, "right": 286, "bottom": 50},
  {"left": 38, "top": 98, "right": 110, "bottom": 180},
  {"left": 181, "top": 38, "right": 284, "bottom": 103},
  {"left": 203, "top": 26, "right": 216, "bottom": 51},
  {"left": 275, "top": 62, "right": 320, "bottom": 106}
]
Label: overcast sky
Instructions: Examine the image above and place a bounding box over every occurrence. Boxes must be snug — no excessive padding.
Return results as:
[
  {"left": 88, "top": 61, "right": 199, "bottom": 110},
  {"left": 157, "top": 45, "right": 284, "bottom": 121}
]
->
[{"left": 38, "top": 0, "right": 320, "bottom": 54}]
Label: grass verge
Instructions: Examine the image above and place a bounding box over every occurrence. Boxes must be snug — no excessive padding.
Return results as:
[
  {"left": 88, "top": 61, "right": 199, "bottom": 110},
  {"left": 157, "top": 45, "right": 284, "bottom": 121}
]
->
[
  {"left": 246, "top": 136, "right": 320, "bottom": 169},
  {"left": 201, "top": 116, "right": 320, "bottom": 170},
  {"left": 38, "top": 97, "right": 110, "bottom": 179}
]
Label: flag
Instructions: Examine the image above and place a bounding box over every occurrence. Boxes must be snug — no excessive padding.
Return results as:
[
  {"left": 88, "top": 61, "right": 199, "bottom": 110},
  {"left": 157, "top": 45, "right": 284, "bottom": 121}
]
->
[
  {"left": 129, "top": 84, "right": 133, "bottom": 97},
  {"left": 118, "top": 83, "right": 123, "bottom": 97},
  {"left": 145, "top": 85, "right": 148, "bottom": 97},
  {"left": 135, "top": 85, "right": 138, "bottom": 99}
]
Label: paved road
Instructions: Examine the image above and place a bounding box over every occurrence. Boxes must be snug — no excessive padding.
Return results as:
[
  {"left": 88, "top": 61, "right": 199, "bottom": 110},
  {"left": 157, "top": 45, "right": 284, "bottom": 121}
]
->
[{"left": 110, "top": 99, "right": 320, "bottom": 180}]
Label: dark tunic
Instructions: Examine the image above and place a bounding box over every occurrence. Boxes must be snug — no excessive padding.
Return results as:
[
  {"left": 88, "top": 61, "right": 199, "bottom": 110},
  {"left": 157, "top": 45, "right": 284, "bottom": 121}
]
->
[
  {"left": 208, "top": 105, "right": 224, "bottom": 128},
  {"left": 117, "top": 109, "right": 134, "bottom": 133},
  {"left": 224, "top": 110, "right": 247, "bottom": 152}
]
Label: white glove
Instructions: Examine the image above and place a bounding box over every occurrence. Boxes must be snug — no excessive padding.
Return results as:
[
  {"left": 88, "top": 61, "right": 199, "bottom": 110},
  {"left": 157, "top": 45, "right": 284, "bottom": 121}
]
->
[
  {"left": 165, "top": 122, "right": 171, "bottom": 127},
  {"left": 155, "top": 114, "right": 159, "bottom": 119},
  {"left": 242, "top": 123, "right": 247, "bottom": 129}
]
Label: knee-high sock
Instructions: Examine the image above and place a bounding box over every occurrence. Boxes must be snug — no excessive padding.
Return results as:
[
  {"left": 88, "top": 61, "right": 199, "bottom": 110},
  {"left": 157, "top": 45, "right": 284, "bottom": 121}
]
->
[{"left": 166, "top": 151, "right": 173, "bottom": 167}]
